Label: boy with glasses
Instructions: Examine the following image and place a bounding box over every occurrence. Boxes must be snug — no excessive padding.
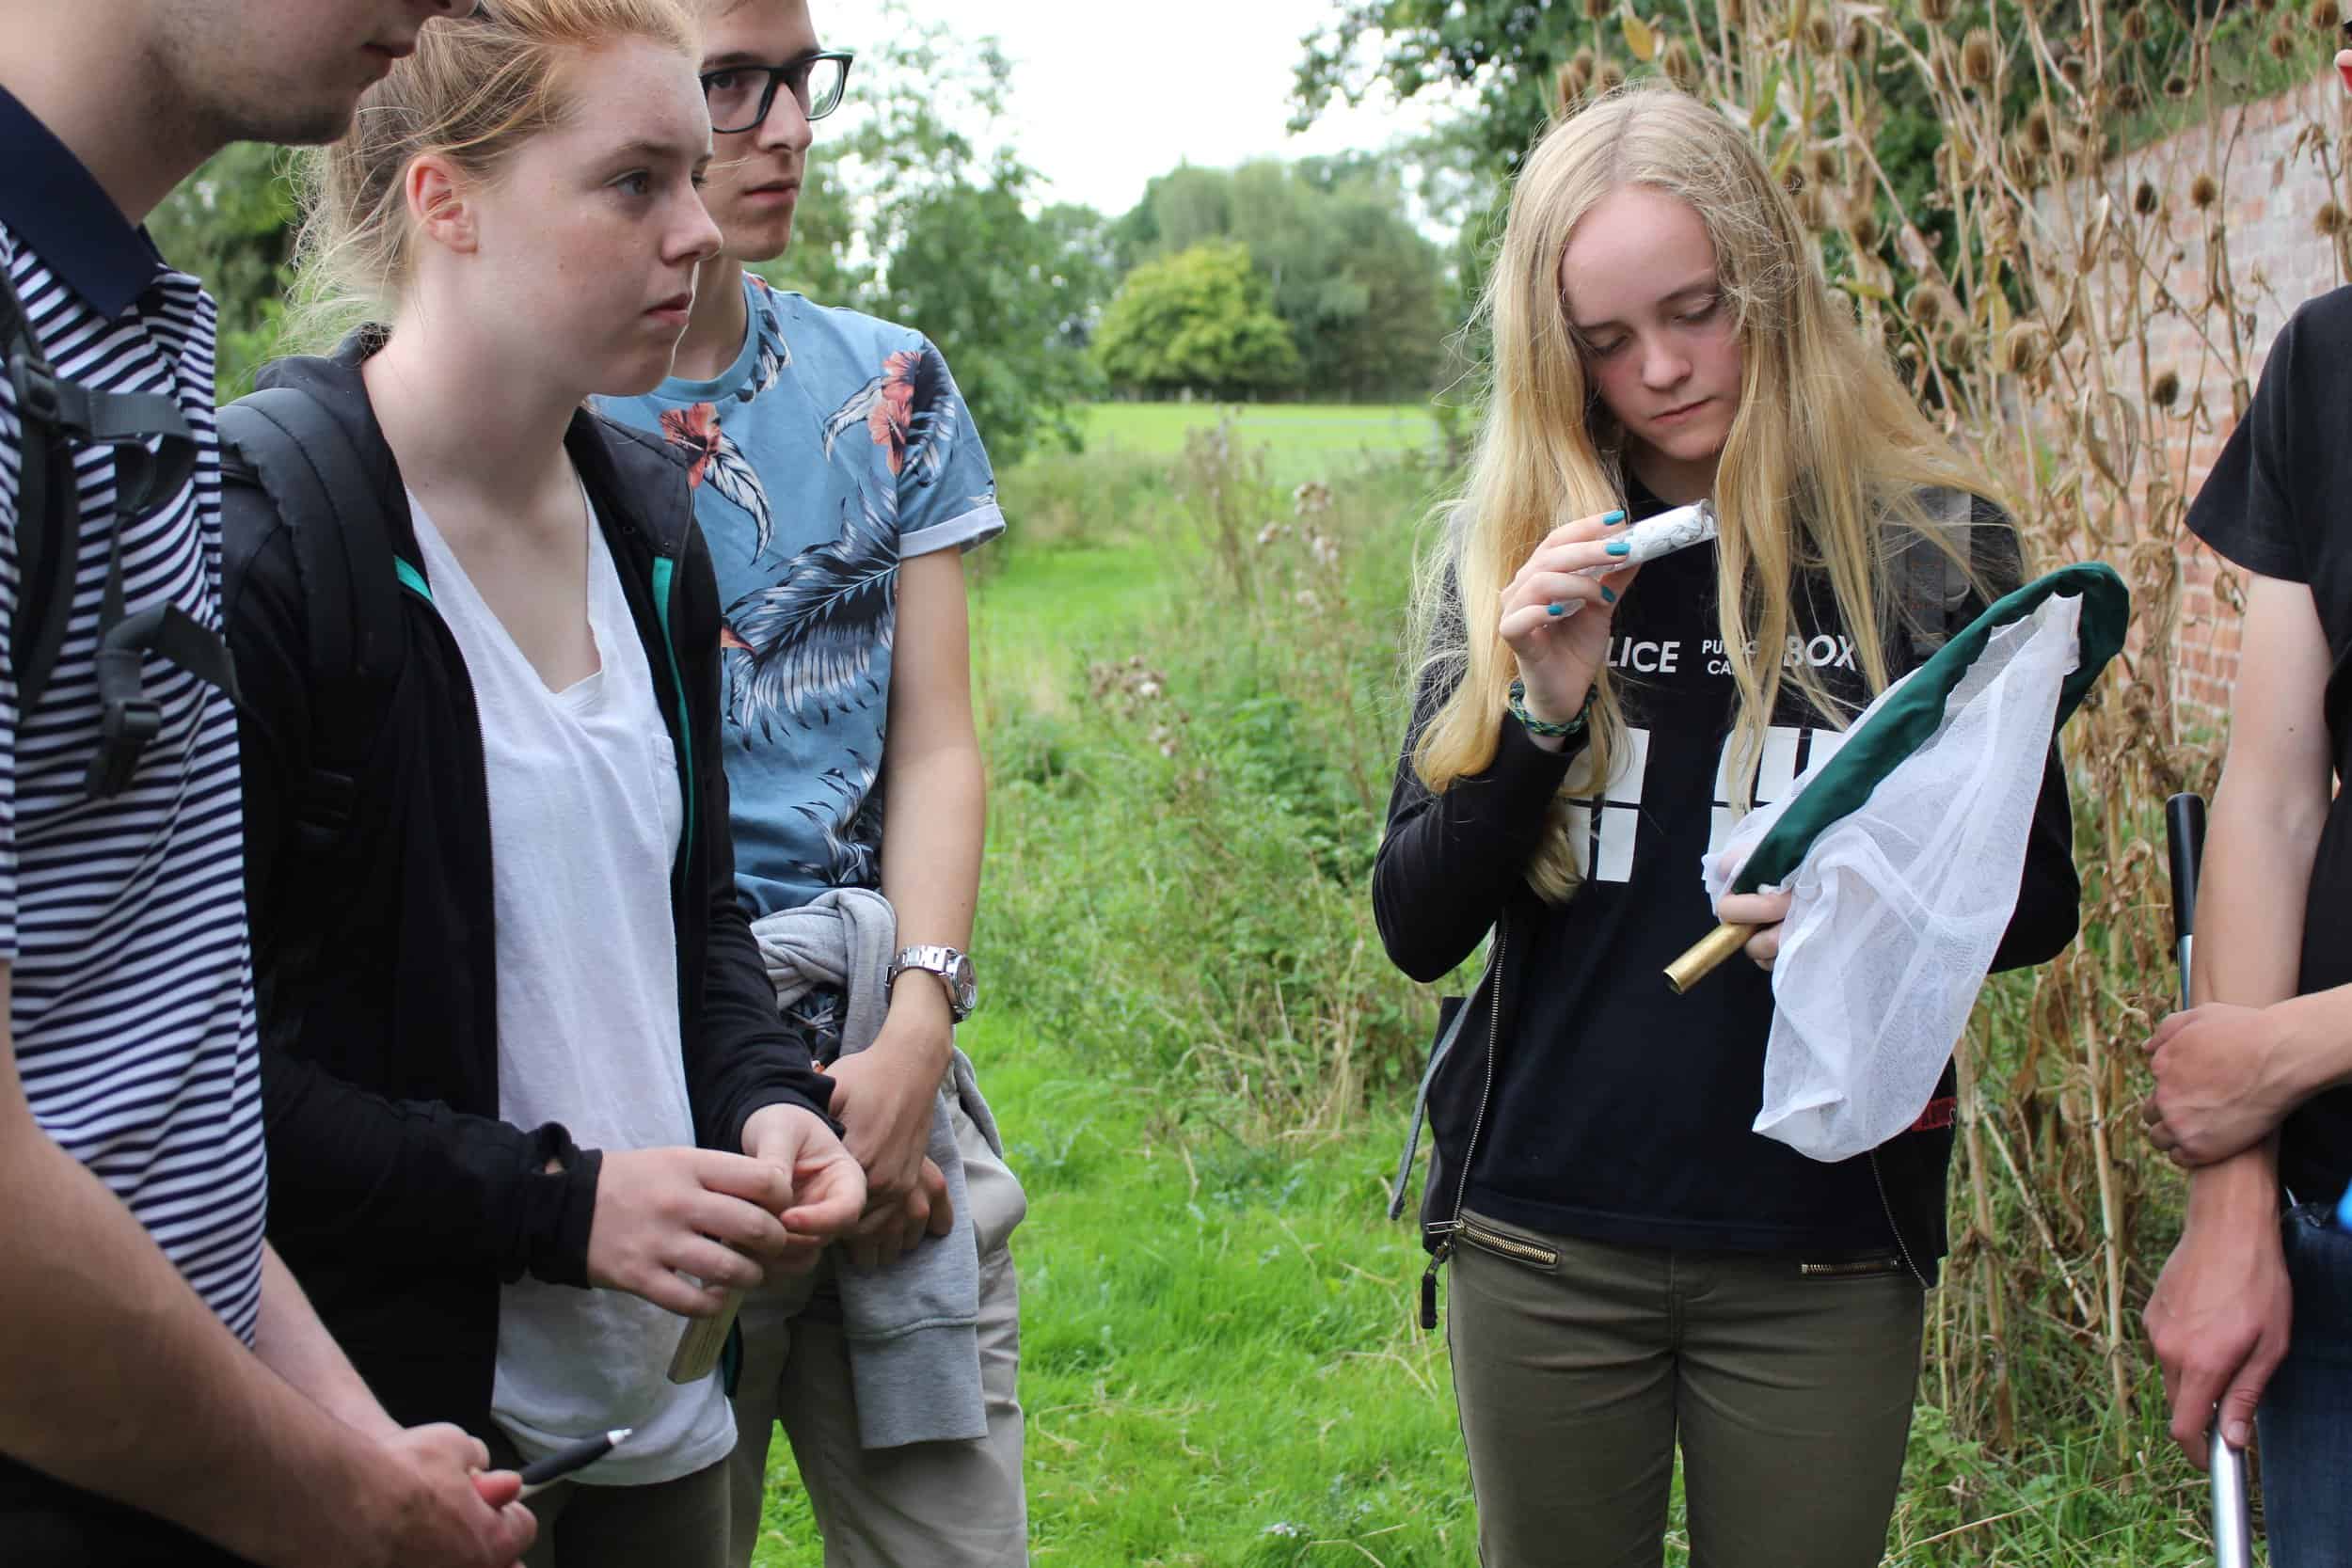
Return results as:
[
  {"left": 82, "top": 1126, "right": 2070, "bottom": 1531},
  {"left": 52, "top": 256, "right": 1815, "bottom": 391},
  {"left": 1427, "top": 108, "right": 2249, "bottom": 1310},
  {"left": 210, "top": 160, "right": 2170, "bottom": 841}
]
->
[
  {"left": 0, "top": 2, "right": 534, "bottom": 1565},
  {"left": 599, "top": 3, "right": 1025, "bottom": 1563},
  {"left": 2140, "top": 33, "right": 2352, "bottom": 1568}
]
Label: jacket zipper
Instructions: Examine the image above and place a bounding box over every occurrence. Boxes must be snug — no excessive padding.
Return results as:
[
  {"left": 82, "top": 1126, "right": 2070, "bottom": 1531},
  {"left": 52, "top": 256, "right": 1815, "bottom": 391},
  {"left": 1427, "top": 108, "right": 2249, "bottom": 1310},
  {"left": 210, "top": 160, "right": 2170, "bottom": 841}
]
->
[
  {"left": 1420, "top": 918, "right": 1508, "bottom": 1330},
  {"left": 647, "top": 554, "right": 696, "bottom": 887},
  {"left": 1867, "top": 1148, "right": 1930, "bottom": 1289}
]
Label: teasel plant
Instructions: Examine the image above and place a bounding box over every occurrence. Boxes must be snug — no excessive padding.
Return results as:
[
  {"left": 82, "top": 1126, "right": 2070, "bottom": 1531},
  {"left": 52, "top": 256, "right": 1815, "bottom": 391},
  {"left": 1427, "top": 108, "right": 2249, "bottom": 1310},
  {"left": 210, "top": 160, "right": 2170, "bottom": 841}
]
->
[{"left": 1577, "top": 0, "right": 2351, "bottom": 1463}]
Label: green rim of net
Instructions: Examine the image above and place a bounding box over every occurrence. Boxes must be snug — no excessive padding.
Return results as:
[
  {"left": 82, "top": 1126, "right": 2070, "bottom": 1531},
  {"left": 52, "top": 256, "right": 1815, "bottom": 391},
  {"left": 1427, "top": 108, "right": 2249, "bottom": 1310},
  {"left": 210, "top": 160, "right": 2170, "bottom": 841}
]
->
[{"left": 1730, "top": 561, "right": 2130, "bottom": 895}]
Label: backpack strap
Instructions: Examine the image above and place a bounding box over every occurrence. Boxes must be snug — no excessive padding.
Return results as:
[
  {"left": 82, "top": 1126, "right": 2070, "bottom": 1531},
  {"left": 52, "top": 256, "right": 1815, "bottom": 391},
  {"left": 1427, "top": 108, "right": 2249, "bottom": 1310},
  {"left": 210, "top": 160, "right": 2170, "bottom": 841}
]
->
[
  {"left": 219, "top": 388, "right": 414, "bottom": 857},
  {"left": 2, "top": 262, "right": 74, "bottom": 718},
  {"left": 4, "top": 257, "right": 234, "bottom": 800},
  {"left": 1898, "top": 487, "right": 1978, "bottom": 664}
]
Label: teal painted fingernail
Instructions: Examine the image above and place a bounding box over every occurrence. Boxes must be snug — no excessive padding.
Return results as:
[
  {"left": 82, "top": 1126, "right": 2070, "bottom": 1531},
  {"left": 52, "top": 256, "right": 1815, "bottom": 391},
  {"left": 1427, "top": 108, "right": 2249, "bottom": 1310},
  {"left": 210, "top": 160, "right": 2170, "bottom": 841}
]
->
[
  {"left": 1600, "top": 586, "right": 1616, "bottom": 604},
  {"left": 1604, "top": 510, "right": 1628, "bottom": 525},
  {"left": 1547, "top": 602, "right": 1565, "bottom": 617},
  {"left": 1606, "top": 539, "right": 1630, "bottom": 556}
]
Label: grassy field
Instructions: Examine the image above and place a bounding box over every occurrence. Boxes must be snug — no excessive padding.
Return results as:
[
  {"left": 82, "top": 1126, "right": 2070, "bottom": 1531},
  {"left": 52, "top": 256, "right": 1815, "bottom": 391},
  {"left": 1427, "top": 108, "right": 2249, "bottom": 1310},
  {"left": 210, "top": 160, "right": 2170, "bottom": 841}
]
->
[
  {"left": 742, "top": 442, "right": 2233, "bottom": 1565},
  {"left": 1075, "top": 402, "right": 1446, "bottom": 483}
]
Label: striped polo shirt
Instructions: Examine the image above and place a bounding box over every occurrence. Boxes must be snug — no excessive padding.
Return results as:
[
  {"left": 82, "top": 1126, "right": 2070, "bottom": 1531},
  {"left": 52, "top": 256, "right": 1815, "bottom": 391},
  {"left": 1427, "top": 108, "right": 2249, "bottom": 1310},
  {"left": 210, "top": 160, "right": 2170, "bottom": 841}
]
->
[{"left": 0, "top": 87, "right": 266, "bottom": 1342}]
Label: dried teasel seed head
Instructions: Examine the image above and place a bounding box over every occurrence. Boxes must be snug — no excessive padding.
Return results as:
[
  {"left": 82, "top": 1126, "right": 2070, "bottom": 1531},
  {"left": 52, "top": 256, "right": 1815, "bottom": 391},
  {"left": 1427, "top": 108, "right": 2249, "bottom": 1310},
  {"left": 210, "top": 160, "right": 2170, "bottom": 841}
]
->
[
  {"left": 2059, "top": 55, "right": 2087, "bottom": 87},
  {"left": 2023, "top": 104, "right": 2056, "bottom": 154},
  {"left": 1847, "top": 205, "right": 1883, "bottom": 249},
  {"left": 1809, "top": 146, "right": 1840, "bottom": 183},
  {"left": 2122, "top": 5, "right": 2153, "bottom": 40},
  {"left": 1962, "top": 26, "right": 1996, "bottom": 84},
  {"left": 2270, "top": 24, "right": 2299, "bottom": 59},
  {"left": 1662, "top": 40, "right": 1699, "bottom": 88},
  {"left": 2116, "top": 80, "right": 2146, "bottom": 111},
  {"left": 1795, "top": 185, "right": 1828, "bottom": 229},
  {"left": 1552, "top": 63, "right": 1579, "bottom": 111},
  {"left": 2135, "top": 180, "right": 2159, "bottom": 214},
  {"left": 1594, "top": 59, "right": 1627, "bottom": 93},
  {"left": 2164, "top": 72, "right": 2191, "bottom": 98},
  {"left": 2312, "top": 0, "right": 2340, "bottom": 31},
  {"left": 2253, "top": 0, "right": 2277, "bottom": 10},
  {"left": 1905, "top": 282, "right": 1954, "bottom": 329},
  {"left": 1583, "top": 0, "right": 1608, "bottom": 19},
  {"left": 2317, "top": 201, "right": 2345, "bottom": 236},
  {"left": 1807, "top": 11, "right": 1836, "bottom": 53},
  {"left": 1842, "top": 18, "right": 1871, "bottom": 59},
  {"left": 2000, "top": 321, "right": 2051, "bottom": 375},
  {"left": 2151, "top": 369, "right": 2181, "bottom": 408},
  {"left": 1919, "top": 0, "right": 1956, "bottom": 24},
  {"left": 2190, "top": 171, "right": 2220, "bottom": 208}
]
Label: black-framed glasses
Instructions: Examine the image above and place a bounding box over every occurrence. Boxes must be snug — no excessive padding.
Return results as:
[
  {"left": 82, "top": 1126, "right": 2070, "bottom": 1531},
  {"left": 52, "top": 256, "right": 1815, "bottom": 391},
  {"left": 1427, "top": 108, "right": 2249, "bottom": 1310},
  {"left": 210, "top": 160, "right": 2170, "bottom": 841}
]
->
[{"left": 701, "top": 51, "right": 854, "bottom": 134}]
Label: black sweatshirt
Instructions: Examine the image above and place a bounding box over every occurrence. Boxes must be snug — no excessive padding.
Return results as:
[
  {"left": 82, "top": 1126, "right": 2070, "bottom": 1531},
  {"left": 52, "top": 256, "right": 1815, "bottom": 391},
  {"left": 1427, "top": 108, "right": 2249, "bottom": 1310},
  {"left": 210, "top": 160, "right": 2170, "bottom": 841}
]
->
[
  {"left": 1378, "top": 485, "right": 2081, "bottom": 1277},
  {"left": 220, "top": 341, "right": 833, "bottom": 1439}
]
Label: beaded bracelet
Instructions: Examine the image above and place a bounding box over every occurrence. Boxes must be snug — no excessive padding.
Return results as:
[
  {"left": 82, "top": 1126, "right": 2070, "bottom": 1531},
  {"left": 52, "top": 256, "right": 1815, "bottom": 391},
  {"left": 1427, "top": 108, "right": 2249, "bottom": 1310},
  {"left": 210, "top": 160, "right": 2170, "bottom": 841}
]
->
[{"left": 1508, "top": 679, "right": 1592, "bottom": 741}]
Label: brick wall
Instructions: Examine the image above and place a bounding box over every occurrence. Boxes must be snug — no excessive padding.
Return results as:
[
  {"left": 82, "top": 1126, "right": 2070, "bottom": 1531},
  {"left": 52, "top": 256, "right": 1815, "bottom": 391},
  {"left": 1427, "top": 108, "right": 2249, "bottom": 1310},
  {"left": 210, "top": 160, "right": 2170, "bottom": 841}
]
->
[{"left": 2048, "top": 71, "right": 2349, "bottom": 731}]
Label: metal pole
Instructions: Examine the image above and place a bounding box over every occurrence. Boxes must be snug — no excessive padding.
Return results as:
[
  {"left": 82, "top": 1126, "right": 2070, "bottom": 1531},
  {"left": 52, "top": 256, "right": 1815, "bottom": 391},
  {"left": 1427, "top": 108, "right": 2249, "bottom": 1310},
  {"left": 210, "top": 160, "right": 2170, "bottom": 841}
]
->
[{"left": 2166, "top": 792, "right": 2252, "bottom": 1568}]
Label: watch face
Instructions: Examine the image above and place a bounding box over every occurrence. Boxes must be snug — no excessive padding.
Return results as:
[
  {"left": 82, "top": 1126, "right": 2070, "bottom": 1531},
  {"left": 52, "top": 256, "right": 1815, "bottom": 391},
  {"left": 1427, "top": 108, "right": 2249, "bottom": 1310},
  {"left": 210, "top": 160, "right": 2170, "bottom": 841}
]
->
[{"left": 947, "top": 952, "right": 978, "bottom": 1011}]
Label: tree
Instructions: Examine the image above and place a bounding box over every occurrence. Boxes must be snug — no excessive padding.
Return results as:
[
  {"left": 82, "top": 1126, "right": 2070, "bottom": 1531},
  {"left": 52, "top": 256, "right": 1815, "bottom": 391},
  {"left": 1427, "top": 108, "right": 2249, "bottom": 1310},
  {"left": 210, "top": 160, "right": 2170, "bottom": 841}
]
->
[
  {"left": 1110, "top": 159, "right": 1451, "bottom": 402},
  {"left": 1092, "top": 243, "right": 1300, "bottom": 401},
  {"left": 755, "top": 3, "right": 1105, "bottom": 464},
  {"left": 149, "top": 143, "right": 303, "bottom": 398}
]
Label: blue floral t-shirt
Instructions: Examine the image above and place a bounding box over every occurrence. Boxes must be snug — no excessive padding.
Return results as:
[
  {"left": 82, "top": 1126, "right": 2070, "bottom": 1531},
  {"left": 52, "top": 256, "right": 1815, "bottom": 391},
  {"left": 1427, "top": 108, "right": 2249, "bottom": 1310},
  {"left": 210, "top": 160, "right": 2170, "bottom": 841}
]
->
[{"left": 600, "top": 275, "right": 1002, "bottom": 918}]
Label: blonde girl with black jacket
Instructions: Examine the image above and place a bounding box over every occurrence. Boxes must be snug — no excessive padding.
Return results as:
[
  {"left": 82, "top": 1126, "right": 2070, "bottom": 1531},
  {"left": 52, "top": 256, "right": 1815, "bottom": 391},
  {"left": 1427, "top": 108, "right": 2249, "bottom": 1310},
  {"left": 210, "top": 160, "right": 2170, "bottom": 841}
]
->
[
  {"left": 220, "top": 5, "right": 866, "bottom": 1563},
  {"left": 1378, "top": 84, "right": 2079, "bottom": 1567}
]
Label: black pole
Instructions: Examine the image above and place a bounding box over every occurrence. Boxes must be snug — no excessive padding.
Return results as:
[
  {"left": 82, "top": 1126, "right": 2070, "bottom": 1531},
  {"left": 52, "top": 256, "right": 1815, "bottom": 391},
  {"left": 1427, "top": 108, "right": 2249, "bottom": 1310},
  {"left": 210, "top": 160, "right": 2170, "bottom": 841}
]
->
[{"left": 2166, "top": 792, "right": 2206, "bottom": 972}]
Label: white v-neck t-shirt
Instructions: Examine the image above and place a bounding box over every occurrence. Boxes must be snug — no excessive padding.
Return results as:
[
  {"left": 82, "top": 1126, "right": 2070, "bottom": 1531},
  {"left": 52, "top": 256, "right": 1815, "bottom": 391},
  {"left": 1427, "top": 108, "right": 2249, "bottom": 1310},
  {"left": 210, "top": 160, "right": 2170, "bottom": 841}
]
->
[{"left": 408, "top": 489, "right": 735, "bottom": 1485}]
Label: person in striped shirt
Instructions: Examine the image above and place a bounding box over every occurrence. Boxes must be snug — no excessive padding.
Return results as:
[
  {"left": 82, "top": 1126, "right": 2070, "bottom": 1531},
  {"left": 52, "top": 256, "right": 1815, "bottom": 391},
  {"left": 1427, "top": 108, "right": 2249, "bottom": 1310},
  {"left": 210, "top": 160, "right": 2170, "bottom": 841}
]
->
[{"left": 0, "top": 4, "right": 537, "bottom": 1566}]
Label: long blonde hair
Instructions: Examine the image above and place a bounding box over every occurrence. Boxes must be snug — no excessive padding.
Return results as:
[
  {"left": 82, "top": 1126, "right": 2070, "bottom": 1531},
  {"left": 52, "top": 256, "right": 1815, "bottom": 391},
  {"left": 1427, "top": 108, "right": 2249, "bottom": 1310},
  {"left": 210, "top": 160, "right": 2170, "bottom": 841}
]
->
[
  {"left": 286, "top": 0, "right": 698, "bottom": 347},
  {"left": 1412, "top": 82, "right": 2001, "bottom": 901}
]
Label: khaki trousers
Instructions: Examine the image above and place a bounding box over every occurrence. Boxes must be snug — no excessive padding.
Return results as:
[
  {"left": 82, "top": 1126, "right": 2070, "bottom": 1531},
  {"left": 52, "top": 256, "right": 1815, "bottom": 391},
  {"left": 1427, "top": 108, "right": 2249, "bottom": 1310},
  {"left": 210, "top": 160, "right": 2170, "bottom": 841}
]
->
[
  {"left": 727, "top": 1098, "right": 1028, "bottom": 1568},
  {"left": 1444, "top": 1210, "right": 1924, "bottom": 1568}
]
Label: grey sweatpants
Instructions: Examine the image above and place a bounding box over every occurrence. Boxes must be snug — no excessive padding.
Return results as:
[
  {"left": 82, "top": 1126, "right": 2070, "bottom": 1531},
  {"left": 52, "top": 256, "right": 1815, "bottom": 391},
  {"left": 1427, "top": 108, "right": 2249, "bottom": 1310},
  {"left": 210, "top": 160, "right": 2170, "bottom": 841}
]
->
[
  {"left": 1444, "top": 1209, "right": 1925, "bottom": 1568},
  {"left": 727, "top": 1097, "right": 1028, "bottom": 1568}
]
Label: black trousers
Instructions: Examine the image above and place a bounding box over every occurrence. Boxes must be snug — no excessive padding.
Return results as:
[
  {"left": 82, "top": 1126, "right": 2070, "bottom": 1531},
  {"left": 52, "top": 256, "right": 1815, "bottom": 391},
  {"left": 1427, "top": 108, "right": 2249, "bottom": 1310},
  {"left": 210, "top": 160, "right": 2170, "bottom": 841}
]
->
[{"left": 0, "top": 1454, "right": 254, "bottom": 1566}]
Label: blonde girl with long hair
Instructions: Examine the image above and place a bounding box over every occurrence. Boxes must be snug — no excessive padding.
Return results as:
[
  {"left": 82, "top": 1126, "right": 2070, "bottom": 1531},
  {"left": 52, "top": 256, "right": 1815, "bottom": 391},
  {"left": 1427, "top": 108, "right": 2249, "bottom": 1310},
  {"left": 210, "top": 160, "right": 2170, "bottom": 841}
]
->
[
  {"left": 217, "top": 5, "right": 867, "bottom": 1563},
  {"left": 1375, "top": 83, "right": 2081, "bottom": 1565}
]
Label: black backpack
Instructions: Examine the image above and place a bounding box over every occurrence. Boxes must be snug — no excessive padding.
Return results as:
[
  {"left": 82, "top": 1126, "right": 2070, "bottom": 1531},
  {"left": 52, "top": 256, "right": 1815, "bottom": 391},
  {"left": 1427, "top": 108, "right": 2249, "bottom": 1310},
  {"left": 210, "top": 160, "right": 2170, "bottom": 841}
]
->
[
  {"left": 215, "top": 386, "right": 417, "bottom": 863},
  {"left": 3, "top": 261, "right": 239, "bottom": 799}
]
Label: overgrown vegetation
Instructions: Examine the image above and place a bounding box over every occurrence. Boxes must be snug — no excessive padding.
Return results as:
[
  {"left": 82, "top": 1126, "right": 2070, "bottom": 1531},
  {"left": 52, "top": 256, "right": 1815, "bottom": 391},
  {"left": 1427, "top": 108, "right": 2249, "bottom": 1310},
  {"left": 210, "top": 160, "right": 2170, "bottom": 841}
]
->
[{"left": 952, "top": 2, "right": 2352, "bottom": 1556}]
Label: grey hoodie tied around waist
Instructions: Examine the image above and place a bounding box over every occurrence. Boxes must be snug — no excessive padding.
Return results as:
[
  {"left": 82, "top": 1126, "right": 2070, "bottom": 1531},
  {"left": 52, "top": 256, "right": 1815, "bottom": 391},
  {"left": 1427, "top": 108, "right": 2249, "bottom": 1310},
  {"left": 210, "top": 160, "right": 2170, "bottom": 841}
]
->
[{"left": 748, "top": 888, "right": 1003, "bottom": 1449}]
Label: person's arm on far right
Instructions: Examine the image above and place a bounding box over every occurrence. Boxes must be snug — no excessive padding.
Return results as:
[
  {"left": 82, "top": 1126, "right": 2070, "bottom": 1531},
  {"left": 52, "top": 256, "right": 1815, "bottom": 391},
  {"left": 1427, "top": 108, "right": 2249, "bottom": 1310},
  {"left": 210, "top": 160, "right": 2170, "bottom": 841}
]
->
[
  {"left": 2141, "top": 570, "right": 2328, "bottom": 1461},
  {"left": 0, "top": 964, "right": 535, "bottom": 1568}
]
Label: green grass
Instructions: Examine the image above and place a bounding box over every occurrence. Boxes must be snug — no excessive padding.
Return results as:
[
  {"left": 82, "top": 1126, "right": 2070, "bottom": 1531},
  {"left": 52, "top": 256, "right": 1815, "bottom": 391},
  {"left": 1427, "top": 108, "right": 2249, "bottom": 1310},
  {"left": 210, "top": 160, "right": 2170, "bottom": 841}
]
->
[
  {"left": 969, "top": 540, "right": 1174, "bottom": 724},
  {"left": 745, "top": 1012, "right": 1477, "bottom": 1567},
  {"left": 1078, "top": 403, "right": 1443, "bottom": 483}
]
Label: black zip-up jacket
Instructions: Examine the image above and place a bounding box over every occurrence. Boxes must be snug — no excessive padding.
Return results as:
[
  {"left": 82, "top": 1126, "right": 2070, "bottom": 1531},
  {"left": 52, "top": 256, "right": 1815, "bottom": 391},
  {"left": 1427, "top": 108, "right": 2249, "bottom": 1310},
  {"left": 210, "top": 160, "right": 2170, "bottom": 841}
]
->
[
  {"left": 219, "top": 340, "right": 833, "bottom": 1437},
  {"left": 1379, "top": 497, "right": 2080, "bottom": 1288}
]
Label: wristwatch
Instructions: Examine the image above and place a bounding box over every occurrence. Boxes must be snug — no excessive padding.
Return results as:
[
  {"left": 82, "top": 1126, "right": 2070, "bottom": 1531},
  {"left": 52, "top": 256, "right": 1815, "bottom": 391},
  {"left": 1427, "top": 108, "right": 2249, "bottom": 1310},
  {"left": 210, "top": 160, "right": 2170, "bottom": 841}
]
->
[{"left": 887, "top": 944, "right": 978, "bottom": 1023}]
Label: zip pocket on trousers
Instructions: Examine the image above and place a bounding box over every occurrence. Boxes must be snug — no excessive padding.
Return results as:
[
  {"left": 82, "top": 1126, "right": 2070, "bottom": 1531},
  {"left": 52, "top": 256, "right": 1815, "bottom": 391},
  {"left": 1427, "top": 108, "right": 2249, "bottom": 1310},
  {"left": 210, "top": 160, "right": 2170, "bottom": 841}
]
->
[
  {"left": 1798, "top": 1254, "right": 1909, "bottom": 1279},
  {"left": 1456, "top": 1217, "right": 1560, "bottom": 1271}
]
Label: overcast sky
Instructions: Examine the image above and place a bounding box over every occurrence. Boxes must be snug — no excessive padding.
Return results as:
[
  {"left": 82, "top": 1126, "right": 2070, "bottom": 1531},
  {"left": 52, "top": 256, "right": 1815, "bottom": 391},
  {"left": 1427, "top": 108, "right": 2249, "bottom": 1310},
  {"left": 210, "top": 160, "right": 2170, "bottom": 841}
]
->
[{"left": 811, "top": 0, "right": 1458, "bottom": 217}]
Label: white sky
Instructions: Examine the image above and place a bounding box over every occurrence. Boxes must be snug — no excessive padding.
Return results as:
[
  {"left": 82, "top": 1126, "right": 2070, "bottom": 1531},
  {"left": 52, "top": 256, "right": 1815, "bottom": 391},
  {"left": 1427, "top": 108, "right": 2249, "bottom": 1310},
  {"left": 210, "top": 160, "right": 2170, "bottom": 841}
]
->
[{"left": 811, "top": 0, "right": 1457, "bottom": 217}]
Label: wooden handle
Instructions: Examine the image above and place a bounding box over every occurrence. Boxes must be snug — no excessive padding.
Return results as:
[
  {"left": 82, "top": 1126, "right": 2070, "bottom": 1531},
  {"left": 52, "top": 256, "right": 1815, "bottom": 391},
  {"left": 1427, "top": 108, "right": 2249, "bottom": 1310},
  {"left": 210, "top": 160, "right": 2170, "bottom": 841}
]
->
[
  {"left": 1664, "top": 922, "right": 1756, "bottom": 995},
  {"left": 667, "top": 1288, "right": 744, "bottom": 1384}
]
